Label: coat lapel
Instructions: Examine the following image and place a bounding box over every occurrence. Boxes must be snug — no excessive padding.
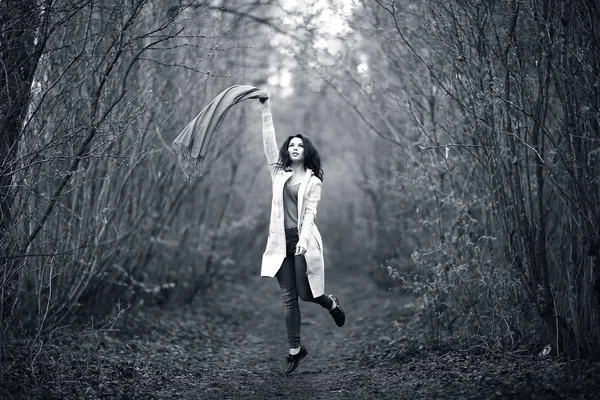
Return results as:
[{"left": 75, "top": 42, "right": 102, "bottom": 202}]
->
[
  {"left": 277, "top": 170, "right": 293, "bottom": 197},
  {"left": 297, "top": 169, "right": 313, "bottom": 229}
]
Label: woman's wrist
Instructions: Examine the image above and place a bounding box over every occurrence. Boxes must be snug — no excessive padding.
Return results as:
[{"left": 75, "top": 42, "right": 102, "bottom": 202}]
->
[
  {"left": 261, "top": 97, "right": 271, "bottom": 115},
  {"left": 261, "top": 102, "right": 271, "bottom": 115}
]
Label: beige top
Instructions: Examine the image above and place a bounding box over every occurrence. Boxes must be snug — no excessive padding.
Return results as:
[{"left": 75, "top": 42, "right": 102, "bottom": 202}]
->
[{"left": 284, "top": 181, "right": 300, "bottom": 229}]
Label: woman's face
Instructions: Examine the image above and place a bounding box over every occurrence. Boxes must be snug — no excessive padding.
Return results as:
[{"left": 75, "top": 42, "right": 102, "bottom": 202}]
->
[{"left": 288, "top": 137, "right": 304, "bottom": 163}]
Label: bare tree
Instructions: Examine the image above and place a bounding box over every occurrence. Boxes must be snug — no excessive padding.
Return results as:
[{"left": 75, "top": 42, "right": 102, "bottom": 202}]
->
[
  {"left": 0, "top": 1, "right": 286, "bottom": 370},
  {"left": 308, "top": 0, "right": 599, "bottom": 356}
]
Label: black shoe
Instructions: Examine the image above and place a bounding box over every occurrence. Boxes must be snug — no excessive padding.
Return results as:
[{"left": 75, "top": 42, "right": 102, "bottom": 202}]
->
[
  {"left": 286, "top": 346, "right": 308, "bottom": 374},
  {"left": 328, "top": 295, "right": 345, "bottom": 327}
]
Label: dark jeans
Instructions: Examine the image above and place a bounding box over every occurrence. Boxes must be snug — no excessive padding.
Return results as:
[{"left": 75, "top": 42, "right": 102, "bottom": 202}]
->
[{"left": 276, "top": 227, "right": 333, "bottom": 349}]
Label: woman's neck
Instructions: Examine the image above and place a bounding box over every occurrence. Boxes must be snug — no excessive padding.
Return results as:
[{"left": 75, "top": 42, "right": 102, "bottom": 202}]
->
[{"left": 290, "top": 162, "right": 305, "bottom": 176}]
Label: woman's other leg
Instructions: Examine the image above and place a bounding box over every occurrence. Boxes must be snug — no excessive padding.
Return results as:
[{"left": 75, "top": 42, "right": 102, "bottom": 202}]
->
[
  {"left": 293, "top": 255, "right": 333, "bottom": 309},
  {"left": 276, "top": 256, "right": 301, "bottom": 349}
]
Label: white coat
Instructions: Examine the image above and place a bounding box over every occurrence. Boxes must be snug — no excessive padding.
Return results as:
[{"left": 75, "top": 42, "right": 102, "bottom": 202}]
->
[{"left": 260, "top": 112, "right": 325, "bottom": 297}]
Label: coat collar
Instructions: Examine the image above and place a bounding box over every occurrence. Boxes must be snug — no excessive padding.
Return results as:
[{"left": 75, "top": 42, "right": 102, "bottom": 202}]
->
[
  {"left": 296, "top": 169, "right": 313, "bottom": 227},
  {"left": 281, "top": 167, "right": 313, "bottom": 181}
]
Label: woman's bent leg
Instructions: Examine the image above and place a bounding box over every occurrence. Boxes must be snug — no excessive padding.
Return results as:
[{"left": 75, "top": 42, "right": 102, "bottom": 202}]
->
[
  {"left": 294, "top": 255, "right": 333, "bottom": 309},
  {"left": 276, "top": 256, "right": 301, "bottom": 349}
]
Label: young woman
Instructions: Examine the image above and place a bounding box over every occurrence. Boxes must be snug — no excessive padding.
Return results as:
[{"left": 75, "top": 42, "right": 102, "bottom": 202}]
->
[{"left": 258, "top": 96, "right": 345, "bottom": 374}]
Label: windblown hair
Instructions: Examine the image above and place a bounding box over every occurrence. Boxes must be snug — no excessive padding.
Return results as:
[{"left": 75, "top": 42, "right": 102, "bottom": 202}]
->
[{"left": 276, "top": 134, "right": 324, "bottom": 181}]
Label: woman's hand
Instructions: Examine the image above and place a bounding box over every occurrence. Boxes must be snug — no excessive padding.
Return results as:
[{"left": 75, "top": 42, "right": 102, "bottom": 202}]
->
[{"left": 295, "top": 245, "right": 306, "bottom": 256}]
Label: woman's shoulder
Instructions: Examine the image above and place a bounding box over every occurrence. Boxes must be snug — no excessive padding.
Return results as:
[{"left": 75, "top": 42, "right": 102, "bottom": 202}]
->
[{"left": 308, "top": 174, "right": 322, "bottom": 187}]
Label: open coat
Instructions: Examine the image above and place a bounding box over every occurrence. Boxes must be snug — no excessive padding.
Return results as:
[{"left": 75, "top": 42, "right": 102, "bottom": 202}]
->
[{"left": 260, "top": 112, "right": 325, "bottom": 297}]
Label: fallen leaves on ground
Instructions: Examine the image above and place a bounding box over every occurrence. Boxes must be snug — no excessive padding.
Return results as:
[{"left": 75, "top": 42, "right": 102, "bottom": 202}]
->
[{"left": 2, "top": 274, "right": 599, "bottom": 399}]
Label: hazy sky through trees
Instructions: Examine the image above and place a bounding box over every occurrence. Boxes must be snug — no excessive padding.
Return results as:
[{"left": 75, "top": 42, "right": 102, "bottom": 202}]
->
[{"left": 267, "top": 0, "right": 357, "bottom": 97}]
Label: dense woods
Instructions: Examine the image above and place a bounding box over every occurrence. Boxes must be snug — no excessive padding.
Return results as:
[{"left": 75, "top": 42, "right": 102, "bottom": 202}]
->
[
  {"left": 351, "top": 0, "right": 600, "bottom": 357},
  {"left": 1, "top": 0, "right": 599, "bottom": 397}
]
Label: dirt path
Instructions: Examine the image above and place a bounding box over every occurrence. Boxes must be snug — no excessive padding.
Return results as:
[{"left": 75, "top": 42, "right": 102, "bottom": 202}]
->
[
  {"left": 107, "top": 269, "right": 415, "bottom": 399},
  {"left": 5, "top": 267, "right": 599, "bottom": 399}
]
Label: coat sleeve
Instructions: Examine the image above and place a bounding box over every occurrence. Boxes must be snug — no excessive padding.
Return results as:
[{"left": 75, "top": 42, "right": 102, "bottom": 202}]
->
[
  {"left": 298, "top": 179, "right": 322, "bottom": 250},
  {"left": 262, "top": 111, "right": 280, "bottom": 179}
]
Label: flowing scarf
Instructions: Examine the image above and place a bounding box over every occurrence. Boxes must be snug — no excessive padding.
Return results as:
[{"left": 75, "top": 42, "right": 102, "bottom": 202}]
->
[{"left": 172, "top": 85, "right": 268, "bottom": 179}]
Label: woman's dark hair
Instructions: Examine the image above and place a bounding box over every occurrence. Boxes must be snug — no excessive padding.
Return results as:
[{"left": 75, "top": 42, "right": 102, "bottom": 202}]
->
[{"left": 277, "top": 134, "right": 324, "bottom": 181}]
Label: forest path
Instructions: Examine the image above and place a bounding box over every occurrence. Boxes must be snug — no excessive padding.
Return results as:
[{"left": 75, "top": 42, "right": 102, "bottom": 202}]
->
[
  {"left": 114, "top": 267, "right": 420, "bottom": 399},
  {"left": 10, "top": 266, "right": 597, "bottom": 399}
]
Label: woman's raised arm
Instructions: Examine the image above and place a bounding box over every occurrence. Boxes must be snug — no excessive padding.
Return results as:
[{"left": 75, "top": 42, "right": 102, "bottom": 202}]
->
[{"left": 261, "top": 98, "right": 279, "bottom": 179}]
